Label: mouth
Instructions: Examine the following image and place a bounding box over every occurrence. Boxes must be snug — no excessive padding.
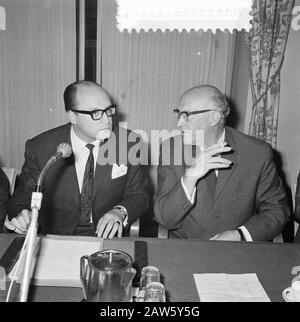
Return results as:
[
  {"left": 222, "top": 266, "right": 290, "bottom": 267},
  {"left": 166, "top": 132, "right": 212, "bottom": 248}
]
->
[
  {"left": 98, "top": 127, "right": 112, "bottom": 131},
  {"left": 96, "top": 128, "right": 112, "bottom": 141}
]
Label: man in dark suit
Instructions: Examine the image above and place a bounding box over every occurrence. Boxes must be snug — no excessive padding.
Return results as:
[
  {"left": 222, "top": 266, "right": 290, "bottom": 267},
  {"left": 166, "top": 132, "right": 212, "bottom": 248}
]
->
[
  {"left": 0, "top": 167, "right": 10, "bottom": 232},
  {"left": 154, "top": 85, "right": 289, "bottom": 241},
  {"left": 6, "top": 81, "right": 149, "bottom": 238}
]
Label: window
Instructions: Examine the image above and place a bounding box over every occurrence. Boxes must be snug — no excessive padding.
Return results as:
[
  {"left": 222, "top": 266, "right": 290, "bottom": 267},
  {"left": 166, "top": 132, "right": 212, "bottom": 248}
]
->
[{"left": 76, "top": 0, "right": 97, "bottom": 81}]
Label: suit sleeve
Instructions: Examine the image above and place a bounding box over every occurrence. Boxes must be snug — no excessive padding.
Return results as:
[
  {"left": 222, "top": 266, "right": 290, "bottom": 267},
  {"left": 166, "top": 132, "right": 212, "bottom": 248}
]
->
[
  {"left": 0, "top": 168, "right": 10, "bottom": 231},
  {"left": 295, "top": 171, "right": 300, "bottom": 222},
  {"left": 154, "top": 143, "right": 194, "bottom": 230},
  {"left": 243, "top": 145, "right": 290, "bottom": 241},
  {"left": 7, "top": 140, "right": 40, "bottom": 220}
]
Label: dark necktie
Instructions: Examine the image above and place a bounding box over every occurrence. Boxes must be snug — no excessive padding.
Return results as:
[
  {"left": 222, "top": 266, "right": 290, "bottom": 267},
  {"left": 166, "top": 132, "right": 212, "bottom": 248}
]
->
[{"left": 79, "top": 144, "right": 95, "bottom": 225}]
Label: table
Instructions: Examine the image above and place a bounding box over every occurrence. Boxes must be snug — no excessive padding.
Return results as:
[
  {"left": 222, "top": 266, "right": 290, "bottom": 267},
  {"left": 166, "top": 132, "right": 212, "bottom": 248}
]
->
[{"left": 1, "top": 234, "right": 300, "bottom": 302}]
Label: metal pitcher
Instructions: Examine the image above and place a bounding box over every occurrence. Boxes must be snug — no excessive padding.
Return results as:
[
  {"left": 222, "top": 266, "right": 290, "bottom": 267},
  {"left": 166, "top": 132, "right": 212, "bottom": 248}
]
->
[{"left": 80, "top": 249, "right": 136, "bottom": 302}]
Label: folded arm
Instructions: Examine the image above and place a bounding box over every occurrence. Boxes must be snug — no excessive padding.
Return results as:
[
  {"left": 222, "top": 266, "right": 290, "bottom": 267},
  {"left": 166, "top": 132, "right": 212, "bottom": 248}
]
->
[
  {"left": 154, "top": 142, "right": 232, "bottom": 230},
  {"left": 154, "top": 163, "right": 195, "bottom": 229}
]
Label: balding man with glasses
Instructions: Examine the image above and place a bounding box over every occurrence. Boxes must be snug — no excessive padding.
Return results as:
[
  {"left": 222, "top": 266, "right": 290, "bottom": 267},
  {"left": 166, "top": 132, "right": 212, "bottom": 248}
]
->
[
  {"left": 154, "top": 85, "right": 289, "bottom": 242},
  {"left": 6, "top": 81, "right": 149, "bottom": 238}
]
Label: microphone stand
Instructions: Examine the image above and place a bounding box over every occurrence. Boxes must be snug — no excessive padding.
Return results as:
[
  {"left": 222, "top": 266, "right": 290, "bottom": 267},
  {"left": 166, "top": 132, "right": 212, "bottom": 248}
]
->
[{"left": 19, "top": 157, "right": 56, "bottom": 302}]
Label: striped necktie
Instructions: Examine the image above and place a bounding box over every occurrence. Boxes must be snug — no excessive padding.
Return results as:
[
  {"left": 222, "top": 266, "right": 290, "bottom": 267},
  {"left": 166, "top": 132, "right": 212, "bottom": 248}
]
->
[{"left": 79, "top": 144, "right": 95, "bottom": 225}]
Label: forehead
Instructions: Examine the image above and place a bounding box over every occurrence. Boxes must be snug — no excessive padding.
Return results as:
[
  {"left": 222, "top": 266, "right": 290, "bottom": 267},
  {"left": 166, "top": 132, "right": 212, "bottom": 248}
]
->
[
  {"left": 180, "top": 92, "right": 216, "bottom": 112},
  {"left": 76, "top": 86, "right": 111, "bottom": 110}
]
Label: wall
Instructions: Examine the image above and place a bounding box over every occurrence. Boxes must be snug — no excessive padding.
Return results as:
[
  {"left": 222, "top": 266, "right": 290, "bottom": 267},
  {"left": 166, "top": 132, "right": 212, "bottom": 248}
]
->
[
  {"left": 277, "top": 0, "right": 300, "bottom": 185},
  {"left": 0, "top": 0, "right": 76, "bottom": 170}
]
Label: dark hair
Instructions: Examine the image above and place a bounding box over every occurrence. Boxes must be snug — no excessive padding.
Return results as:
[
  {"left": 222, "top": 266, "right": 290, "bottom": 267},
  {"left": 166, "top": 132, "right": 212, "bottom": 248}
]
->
[{"left": 63, "top": 80, "right": 103, "bottom": 112}]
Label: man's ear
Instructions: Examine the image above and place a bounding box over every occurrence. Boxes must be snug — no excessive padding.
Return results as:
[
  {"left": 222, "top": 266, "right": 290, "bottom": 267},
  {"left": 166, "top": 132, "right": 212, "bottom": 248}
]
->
[
  {"left": 210, "top": 111, "right": 221, "bottom": 126},
  {"left": 67, "top": 111, "right": 77, "bottom": 125}
]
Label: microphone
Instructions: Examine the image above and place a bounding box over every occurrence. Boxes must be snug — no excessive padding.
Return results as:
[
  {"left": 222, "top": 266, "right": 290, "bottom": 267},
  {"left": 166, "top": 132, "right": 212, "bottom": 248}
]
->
[
  {"left": 52, "top": 143, "right": 73, "bottom": 161},
  {"left": 20, "top": 142, "right": 73, "bottom": 302},
  {"left": 36, "top": 143, "right": 72, "bottom": 190}
]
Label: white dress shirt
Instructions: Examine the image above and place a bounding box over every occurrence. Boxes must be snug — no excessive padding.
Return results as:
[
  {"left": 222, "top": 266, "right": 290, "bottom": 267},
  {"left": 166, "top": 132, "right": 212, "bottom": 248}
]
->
[
  {"left": 70, "top": 127, "right": 128, "bottom": 226},
  {"left": 181, "top": 130, "right": 252, "bottom": 241},
  {"left": 71, "top": 127, "right": 100, "bottom": 193}
]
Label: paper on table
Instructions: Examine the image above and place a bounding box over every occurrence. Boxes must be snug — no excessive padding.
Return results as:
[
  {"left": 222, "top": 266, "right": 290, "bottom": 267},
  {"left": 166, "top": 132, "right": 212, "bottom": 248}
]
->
[
  {"left": 193, "top": 273, "right": 270, "bottom": 302},
  {"left": 9, "top": 236, "right": 103, "bottom": 287}
]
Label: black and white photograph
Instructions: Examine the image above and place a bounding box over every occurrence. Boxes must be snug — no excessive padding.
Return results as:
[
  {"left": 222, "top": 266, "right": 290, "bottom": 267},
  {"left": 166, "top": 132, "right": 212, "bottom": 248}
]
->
[{"left": 0, "top": 0, "right": 300, "bottom": 306}]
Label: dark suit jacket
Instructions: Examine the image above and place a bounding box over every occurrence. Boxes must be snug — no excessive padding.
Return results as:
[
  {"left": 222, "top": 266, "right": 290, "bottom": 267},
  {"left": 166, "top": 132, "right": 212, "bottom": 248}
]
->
[
  {"left": 154, "top": 127, "right": 290, "bottom": 241},
  {"left": 0, "top": 167, "right": 10, "bottom": 232},
  {"left": 8, "top": 123, "right": 149, "bottom": 235}
]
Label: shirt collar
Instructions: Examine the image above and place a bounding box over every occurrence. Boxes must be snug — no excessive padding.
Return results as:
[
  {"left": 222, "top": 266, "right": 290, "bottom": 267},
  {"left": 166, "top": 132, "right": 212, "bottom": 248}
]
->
[{"left": 217, "top": 129, "right": 226, "bottom": 145}]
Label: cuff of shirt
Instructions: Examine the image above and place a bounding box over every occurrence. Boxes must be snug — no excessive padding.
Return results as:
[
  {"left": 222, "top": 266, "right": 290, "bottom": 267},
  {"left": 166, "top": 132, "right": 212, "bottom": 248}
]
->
[
  {"left": 114, "top": 205, "right": 128, "bottom": 227},
  {"left": 181, "top": 177, "right": 196, "bottom": 204},
  {"left": 239, "top": 226, "right": 253, "bottom": 242}
]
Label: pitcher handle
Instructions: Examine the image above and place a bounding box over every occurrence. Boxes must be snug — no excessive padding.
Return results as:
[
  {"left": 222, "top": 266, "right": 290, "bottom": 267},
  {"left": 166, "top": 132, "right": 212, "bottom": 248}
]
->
[{"left": 80, "top": 255, "right": 89, "bottom": 300}]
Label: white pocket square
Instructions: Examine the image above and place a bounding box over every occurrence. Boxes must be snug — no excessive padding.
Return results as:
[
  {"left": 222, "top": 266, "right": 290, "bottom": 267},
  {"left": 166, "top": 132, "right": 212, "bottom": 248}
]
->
[{"left": 111, "top": 163, "right": 128, "bottom": 179}]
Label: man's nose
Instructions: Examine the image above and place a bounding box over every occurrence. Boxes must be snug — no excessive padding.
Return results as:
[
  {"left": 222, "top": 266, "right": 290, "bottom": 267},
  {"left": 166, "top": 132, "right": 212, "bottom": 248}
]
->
[
  {"left": 177, "top": 115, "right": 186, "bottom": 128},
  {"left": 101, "top": 112, "right": 110, "bottom": 123}
]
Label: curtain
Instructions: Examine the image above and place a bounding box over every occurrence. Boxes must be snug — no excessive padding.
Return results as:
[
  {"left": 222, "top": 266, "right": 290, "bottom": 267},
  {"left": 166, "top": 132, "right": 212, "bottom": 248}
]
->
[
  {"left": 0, "top": 0, "right": 76, "bottom": 170},
  {"left": 97, "top": 0, "right": 236, "bottom": 138},
  {"left": 245, "top": 0, "right": 295, "bottom": 147}
]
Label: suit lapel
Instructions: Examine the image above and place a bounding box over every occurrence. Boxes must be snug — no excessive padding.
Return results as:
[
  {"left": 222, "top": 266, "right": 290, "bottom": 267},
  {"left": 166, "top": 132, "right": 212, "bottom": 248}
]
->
[
  {"left": 93, "top": 163, "right": 112, "bottom": 199},
  {"left": 174, "top": 139, "right": 186, "bottom": 179},
  {"left": 92, "top": 132, "right": 116, "bottom": 199},
  {"left": 214, "top": 128, "right": 238, "bottom": 203}
]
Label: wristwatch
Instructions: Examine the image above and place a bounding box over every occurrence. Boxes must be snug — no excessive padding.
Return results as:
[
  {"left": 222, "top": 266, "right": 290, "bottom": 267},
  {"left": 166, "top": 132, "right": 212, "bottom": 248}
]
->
[{"left": 114, "top": 206, "right": 128, "bottom": 222}]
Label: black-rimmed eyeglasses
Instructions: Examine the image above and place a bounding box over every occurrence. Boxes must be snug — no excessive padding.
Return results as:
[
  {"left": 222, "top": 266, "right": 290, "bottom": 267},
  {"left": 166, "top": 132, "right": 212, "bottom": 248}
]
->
[
  {"left": 173, "top": 108, "right": 217, "bottom": 121},
  {"left": 72, "top": 105, "right": 116, "bottom": 120}
]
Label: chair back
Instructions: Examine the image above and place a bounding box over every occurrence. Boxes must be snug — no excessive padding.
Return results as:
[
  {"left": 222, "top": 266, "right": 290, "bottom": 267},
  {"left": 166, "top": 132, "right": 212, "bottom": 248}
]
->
[{"left": 1, "top": 167, "right": 17, "bottom": 195}]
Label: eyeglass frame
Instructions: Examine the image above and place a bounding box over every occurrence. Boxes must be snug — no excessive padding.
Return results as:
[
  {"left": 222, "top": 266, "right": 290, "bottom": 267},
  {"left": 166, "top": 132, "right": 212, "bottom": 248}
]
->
[
  {"left": 72, "top": 105, "right": 116, "bottom": 120},
  {"left": 173, "top": 108, "right": 219, "bottom": 120}
]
